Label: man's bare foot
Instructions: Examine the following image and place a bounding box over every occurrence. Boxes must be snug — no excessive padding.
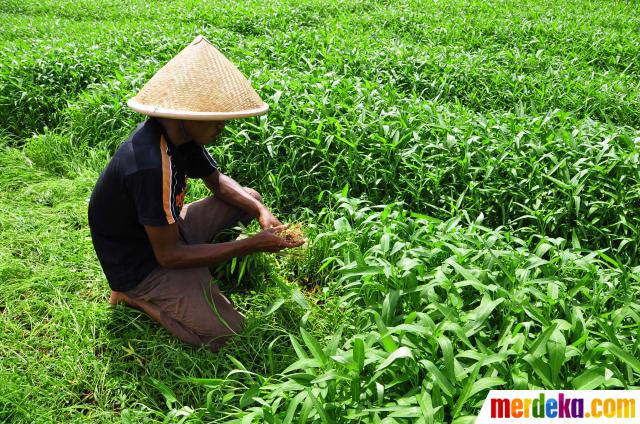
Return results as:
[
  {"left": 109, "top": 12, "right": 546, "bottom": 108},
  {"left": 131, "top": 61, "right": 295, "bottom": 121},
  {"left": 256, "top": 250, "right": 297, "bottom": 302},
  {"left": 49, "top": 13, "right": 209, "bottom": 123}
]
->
[
  {"left": 109, "top": 290, "right": 129, "bottom": 306},
  {"left": 108, "top": 290, "right": 163, "bottom": 324}
]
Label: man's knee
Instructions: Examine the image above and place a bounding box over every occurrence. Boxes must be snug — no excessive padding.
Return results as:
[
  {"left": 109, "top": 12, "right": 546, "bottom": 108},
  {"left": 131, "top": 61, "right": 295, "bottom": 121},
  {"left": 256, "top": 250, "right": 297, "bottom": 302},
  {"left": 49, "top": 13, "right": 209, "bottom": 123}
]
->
[
  {"left": 243, "top": 187, "right": 262, "bottom": 203},
  {"left": 203, "top": 290, "right": 245, "bottom": 337},
  {"left": 227, "top": 313, "right": 245, "bottom": 335},
  {"left": 200, "top": 314, "right": 245, "bottom": 351}
]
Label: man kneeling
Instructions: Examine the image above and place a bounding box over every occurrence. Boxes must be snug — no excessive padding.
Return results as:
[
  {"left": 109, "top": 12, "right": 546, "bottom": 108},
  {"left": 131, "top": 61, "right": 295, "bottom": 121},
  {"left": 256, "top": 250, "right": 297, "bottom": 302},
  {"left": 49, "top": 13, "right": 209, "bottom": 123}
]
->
[{"left": 88, "top": 36, "right": 302, "bottom": 351}]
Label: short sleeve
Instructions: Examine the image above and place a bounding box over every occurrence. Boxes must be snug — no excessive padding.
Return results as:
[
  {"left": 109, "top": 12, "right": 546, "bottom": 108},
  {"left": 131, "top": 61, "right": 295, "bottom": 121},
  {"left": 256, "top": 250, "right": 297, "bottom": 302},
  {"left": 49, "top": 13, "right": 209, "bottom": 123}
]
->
[
  {"left": 180, "top": 142, "right": 218, "bottom": 178},
  {"left": 125, "top": 169, "right": 177, "bottom": 226}
]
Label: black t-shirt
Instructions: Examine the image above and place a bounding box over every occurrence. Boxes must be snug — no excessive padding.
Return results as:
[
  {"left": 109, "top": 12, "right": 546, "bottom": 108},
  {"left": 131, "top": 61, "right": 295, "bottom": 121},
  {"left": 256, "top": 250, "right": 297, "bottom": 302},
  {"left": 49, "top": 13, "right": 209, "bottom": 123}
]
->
[{"left": 88, "top": 117, "right": 218, "bottom": 291}]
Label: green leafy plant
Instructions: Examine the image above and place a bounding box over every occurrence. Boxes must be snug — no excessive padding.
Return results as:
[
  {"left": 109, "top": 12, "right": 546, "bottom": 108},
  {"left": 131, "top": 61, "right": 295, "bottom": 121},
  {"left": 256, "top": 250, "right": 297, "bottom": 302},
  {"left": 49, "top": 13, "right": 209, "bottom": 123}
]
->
[{"left": 1, "top": 0, "right": 639, "bottom": 422}]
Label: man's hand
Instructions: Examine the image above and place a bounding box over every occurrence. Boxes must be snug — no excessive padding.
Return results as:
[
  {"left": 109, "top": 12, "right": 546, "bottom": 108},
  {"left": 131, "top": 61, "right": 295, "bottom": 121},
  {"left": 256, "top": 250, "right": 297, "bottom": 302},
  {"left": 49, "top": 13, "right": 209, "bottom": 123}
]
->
[
  {"left": 258, "top": 209, "right": 283, "bottom": 229},
  {"left": 249, "top": 224, "right": 304, "bottom": 252}
]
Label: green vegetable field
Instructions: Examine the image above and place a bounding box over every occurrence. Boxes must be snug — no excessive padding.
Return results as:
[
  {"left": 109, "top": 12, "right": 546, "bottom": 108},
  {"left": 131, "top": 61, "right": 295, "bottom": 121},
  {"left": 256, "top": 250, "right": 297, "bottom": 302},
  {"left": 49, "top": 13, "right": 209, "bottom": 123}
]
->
[{"left": 1, "top": 0, "right": 639, "bottom": 422}]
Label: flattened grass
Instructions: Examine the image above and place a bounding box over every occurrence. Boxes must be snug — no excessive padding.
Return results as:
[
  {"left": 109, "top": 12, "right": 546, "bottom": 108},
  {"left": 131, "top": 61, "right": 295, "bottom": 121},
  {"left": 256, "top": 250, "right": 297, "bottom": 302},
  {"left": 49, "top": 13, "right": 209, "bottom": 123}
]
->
[{"left": 0, "top": 148, "right": 330, "bottom": 423}]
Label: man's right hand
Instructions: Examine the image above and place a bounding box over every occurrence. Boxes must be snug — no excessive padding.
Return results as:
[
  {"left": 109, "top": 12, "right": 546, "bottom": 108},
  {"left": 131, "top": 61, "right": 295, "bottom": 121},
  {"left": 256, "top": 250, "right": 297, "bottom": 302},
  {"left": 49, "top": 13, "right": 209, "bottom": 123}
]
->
[
  {"left": 145, "top": 223, "right": 304, "bottom": 269},
  {"left": 249, "top": 224, "right": 305, "bottom": 252}
]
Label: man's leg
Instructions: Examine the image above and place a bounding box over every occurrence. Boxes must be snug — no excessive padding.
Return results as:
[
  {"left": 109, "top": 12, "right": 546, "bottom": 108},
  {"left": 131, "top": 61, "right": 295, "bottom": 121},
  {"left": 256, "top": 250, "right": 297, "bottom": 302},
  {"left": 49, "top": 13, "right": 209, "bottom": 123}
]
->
[
  {"left": 110, "top": 187, "right": 261, "bottom": 350},
  {"left": 110, "top": 289, "right": 203, "bottom": 346},
  {"left": 178, "top": 187, "right": 262, "bottom": 245},
  {"left": 120, "top": 266, "right": 245, "bottom": 351}
]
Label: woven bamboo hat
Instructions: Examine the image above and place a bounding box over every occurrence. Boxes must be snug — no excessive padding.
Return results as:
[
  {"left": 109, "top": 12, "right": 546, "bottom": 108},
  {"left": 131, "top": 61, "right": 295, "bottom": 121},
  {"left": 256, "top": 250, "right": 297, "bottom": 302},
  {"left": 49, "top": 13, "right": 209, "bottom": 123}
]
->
[{"left": 127, "top": 35, "right": 268, "bottom": 120}]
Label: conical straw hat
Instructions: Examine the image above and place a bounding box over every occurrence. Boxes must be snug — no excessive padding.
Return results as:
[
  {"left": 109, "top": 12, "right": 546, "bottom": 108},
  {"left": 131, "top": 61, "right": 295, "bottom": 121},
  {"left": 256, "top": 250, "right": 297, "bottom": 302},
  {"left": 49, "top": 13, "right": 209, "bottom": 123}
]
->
[{"left": 127, "top": 36, "right": 268, "bottom": 120}]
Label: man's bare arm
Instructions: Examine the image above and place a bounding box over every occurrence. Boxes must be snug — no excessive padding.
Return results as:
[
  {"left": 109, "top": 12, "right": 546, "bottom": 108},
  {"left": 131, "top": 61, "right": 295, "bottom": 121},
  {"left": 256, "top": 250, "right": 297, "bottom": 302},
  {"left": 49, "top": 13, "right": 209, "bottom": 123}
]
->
[
  {"left": 144, "top": 222, "right": 302, "bottom": 269},
  {"left": 203, "top": 170, "right": 266, "bottom": 217},
  {"left": 203, "top": 170, "right": 282, "bottom": 229}
]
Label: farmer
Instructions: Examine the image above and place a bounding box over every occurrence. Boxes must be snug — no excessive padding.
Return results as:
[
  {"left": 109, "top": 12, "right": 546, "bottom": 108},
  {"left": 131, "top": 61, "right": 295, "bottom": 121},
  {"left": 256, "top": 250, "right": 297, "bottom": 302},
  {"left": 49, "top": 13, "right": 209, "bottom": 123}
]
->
[{"left": 88, "top": 36, "right": 303, "bottom": 351}]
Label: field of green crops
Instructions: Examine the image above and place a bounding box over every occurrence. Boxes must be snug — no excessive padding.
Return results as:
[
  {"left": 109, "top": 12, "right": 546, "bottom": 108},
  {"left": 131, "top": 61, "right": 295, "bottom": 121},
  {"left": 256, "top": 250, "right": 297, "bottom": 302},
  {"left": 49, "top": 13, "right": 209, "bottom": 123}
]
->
[{"left": 1, "top": 0, "right": 639, "bottom": 422}]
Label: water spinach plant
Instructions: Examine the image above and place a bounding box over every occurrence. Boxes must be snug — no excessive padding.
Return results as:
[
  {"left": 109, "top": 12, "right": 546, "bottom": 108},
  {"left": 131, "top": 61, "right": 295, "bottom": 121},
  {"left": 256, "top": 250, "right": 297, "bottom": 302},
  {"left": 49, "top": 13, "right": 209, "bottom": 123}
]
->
[{"left": 0, "top": 0, "right": 638, "bottom": 422}]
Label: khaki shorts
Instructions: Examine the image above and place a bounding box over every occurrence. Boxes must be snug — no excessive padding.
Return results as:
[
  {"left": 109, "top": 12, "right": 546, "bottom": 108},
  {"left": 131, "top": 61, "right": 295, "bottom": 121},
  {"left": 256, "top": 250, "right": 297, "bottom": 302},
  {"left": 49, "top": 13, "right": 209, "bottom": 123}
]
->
[{"left": 124, "top": 188, "right": 260, "bottom": 351}]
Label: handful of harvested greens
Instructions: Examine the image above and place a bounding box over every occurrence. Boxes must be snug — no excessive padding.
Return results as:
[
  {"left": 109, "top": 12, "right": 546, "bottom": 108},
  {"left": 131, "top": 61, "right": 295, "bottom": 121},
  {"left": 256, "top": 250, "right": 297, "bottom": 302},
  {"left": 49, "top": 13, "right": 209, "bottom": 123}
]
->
[{"left": 277, "top": 223, "right": 305, "bottom": 245}]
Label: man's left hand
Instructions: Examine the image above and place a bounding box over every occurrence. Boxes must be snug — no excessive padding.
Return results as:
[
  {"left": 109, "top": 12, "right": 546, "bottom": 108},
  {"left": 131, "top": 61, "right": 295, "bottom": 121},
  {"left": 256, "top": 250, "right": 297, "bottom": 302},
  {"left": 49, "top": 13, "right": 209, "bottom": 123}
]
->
[{"left": 258, "top": 209, "right": 283, "bottom": 229}]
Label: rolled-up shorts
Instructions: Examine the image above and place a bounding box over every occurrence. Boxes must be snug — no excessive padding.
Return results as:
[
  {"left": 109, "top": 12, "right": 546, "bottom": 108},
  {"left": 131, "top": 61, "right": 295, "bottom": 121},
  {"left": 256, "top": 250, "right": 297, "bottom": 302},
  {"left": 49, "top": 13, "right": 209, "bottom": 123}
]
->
[{"left": 124, "top": 188, "right": 260, "bottom": 351}]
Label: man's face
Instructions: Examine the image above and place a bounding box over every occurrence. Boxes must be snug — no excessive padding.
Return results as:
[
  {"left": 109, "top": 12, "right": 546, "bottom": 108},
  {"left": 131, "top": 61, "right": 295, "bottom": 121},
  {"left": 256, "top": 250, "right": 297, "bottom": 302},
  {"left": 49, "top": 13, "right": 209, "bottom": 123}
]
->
[{"left": 185, "top": 120, "right": 226, "bottom": 145}]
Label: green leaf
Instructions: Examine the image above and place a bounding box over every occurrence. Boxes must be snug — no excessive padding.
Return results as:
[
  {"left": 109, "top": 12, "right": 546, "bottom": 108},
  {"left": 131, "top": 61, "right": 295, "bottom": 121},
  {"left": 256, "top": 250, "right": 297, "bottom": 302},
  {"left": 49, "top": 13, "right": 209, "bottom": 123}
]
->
[
  {"left": 185, "top": 377, "right": 224, "bottom": 388},
  {"left": 528, "top": 322, "right": 558, "bottom": 357},
  {"left": 311, "top": 370, "right": 346, "bottom": 384},
  {"left": 299, "top": 395, "right": 313, "bottom": 423},
  {"left": 239, "top": 383, "right": 260, "bottom": 408},
  {"left": 283, "top": 392, "right": 306, "bottom": 424},
  {"left": 264, "top": 298, "right": 285, "bottom": 316},
  {"left": 571, "top": 367, "right": 605, "bottom": 390},
  {"left": 289, "top": 335, "right": 309, "bottom": 360},
  {"left": 351, "top": 377, "right": 361, "bottom": 403},
  {"left": 450, "top": 260, "right": 480, "bottom": 284},
  {"left": 288, "top": 373, "right": 316, "bottom": 386},
  {"left": 338, "top": 265, "right": 381, "bottom": 282},
  {"left": 241, "top": 411, "right": 258, "bottom": 424},
  {"left": 388, "top": 406, "right": 422, "bottom": 418},
  {"left": 543, "top": 173, "right": 571, "bottom": 190},
  {"left": 306, "top": 388, "right": 334, "bottom": 424},
  {"left": 376, "top": 346, "right": 412, "bottom": 372},
  {"left": 467, "top": 377, "right": 505, "bottom": 399},
  {"left": 374, "top": 314, "right": 398, "bottom": 352},
  {"left": 147, "top": 377, "right": 177, "bottom": 409},
  {"left": 451, "top": 361, "right": 481, "bottom": 418},
  {"left": 438, "top": 335, "right": 456, "bottom": 383},
  {"left": 376, "top": 382, "right": 384, "bottom": 405},
  {"left": 326, "top": 325, "right": 343, "bottom": 356},
  {"left": 380, "top": 232, "right": 390, "bottom": 253},
  {"left": 333, "top": 216, "right": 352, "bottom": 232},
  {"left": 379, "top": 334, "right": 398, "bottom": 353},
  {"left": 283, "top": 358, "right": 321, "bottom": 374},
  {"left": 397, "top": 256, "right": 421, "bottom": 271},
  {"left": 290, "top": 288, "right": 310, "bottom": 310},
  {"left": 419, "top": 360, "right": 456, "bottom": 397},
  {"left": 353, "top": 337, "right": 365, "bottom": 373},
  {"left": 463, "top": 296, "right": 504, "bottom": 336},
  {"left": 381, "top": 290, "right": 400, "bottom": 325},
  {"left": 523, "top": 355, "right": 553, "bottom": 387},
  {"left": 300, "top": 327, "right": 328, "bottom": 366},
  {"left": 226, "top": 355, "right": 248, "bottom": 371},
  {"left": 600, "top": 342, "right": 640, "bottom": 374},
  {"left": 417, "top": 390, "right": 434, "bottom": 424},
  {"left": 547, "top": 327, "right": 566, "bottom": 386}
]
